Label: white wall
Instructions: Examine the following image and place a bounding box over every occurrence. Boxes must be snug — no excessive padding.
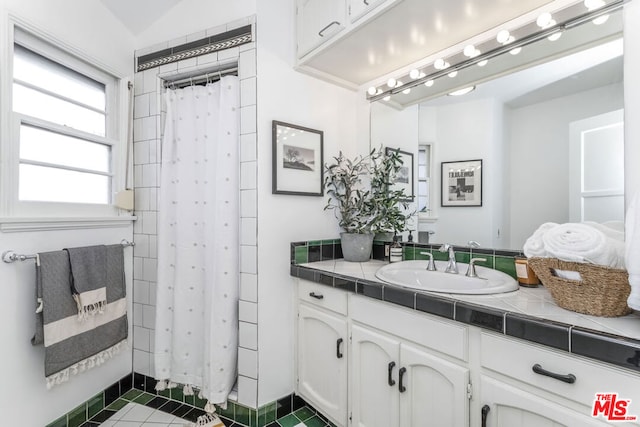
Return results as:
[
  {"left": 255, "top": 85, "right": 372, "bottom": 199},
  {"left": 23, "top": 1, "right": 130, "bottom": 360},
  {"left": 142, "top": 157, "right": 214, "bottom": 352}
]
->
[
  {"left": 255, "top": 0, "right": 360, "bottom": 406},
  {"left": 134, "top": 0, "right": 256, "bottom": 50},
  {"left": 508, "top": 83, "right": 623, "bottom": 248},
  {"left": 427, "top": 98, "right": 504, "bottom": 247},
  {"left": 0, "top": 2, "right": 135, "bottom": 426}
]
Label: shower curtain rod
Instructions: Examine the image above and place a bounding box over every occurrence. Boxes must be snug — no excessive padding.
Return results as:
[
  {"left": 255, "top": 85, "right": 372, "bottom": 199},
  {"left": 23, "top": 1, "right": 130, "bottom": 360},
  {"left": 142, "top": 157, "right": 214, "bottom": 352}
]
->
[
  {"left": 163, "top": 66, "right": 238, "bottom": 89},
  {"left": 2, "top": 239, "right": 135, "bottom": 263}
]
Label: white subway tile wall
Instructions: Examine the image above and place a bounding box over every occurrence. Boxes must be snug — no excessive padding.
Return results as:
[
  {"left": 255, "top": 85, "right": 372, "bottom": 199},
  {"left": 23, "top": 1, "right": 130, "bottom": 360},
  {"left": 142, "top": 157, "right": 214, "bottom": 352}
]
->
[{"left": 132, "top": 18, "right": 258, "bottom": 408}]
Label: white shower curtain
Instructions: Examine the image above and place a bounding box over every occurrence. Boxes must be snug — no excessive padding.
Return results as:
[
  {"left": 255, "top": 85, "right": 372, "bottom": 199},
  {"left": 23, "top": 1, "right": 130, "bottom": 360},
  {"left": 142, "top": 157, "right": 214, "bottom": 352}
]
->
[{"left": 154, "top": 75, "right": 239, "bottom": 408}]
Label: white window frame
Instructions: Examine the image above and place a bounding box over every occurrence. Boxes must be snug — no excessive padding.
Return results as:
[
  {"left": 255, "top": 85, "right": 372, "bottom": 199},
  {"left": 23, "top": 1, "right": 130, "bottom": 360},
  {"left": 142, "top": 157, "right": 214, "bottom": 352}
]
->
[{"left": 1, "top": 21, "right": 128, "bottom": 220}]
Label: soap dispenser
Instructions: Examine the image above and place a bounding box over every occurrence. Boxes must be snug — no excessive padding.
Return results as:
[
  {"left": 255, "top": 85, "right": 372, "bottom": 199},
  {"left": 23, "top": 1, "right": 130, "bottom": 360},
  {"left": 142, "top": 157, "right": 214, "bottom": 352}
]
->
[{"left": 389, "top": 233, "right": 403, "bottom": 263}]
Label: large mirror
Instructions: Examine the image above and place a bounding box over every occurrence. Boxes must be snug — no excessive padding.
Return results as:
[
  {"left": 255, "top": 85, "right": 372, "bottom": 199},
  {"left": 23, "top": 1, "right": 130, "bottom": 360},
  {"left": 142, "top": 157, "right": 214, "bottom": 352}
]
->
[{"left": 370, "top": 8, "right": 624, "bottom": 251}]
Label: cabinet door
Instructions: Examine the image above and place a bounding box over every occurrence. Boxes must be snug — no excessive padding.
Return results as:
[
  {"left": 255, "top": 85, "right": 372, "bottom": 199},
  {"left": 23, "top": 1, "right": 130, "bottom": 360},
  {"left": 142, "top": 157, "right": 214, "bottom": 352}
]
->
[
  {"left": 298, "top": 303, "right": 348, "bottom": 426},
  {"left": 481, "top": 376, "right": 611, "bottom": 427},
  {"left": 348, "top": 0, "right": 387, "bottom": 23},
  {"left": 297, "top": 0, "right": 346, "bottom": 58},
  {"left": 399, "top": 343, "right": 470, "bottom": 427},
  {"left": 350, "top": 323, "right": 400, "bottom": 427}
]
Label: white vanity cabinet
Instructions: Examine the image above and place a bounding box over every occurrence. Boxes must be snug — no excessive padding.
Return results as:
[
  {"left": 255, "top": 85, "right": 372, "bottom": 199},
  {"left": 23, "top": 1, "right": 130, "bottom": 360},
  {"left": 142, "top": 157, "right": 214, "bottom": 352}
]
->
[
  {"left": 296, "top": 0, "right": 347, "bottom": 59},
  {"left": 296, "top": 281, "right": 349, "bottom": 426},
  {"left": 480, "top": 376, "right": 611, "bottom": 427},
  {"left": 479, "top": 332, "right": 640, "bottom": 427},
  {"left": 295, "top": 278, "right": 640, "bottom": 427},
  {"left": 350, "top": 323, "right": 470, "bottom": 427},
  {"left": 349, "top": 295, "right": 470, "bottom": 427}
]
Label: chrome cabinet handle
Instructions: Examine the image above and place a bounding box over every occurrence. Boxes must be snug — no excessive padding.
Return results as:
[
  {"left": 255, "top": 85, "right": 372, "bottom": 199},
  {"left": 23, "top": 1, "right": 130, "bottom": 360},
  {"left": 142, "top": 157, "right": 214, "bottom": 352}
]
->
[
  {"left": 532, "top": 363, "right": 576, "bottom": 384},
  {"left": 318, "top": 21, "right": 341, "bottom": 37},
  {"left": 309, "top": 292, "right": 324, "bottom": 300}
]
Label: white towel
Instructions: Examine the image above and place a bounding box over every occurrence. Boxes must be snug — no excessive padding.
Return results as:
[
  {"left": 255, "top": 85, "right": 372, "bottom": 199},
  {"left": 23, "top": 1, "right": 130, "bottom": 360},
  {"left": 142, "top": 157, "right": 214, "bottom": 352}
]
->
[
  {"left": 543, "top": 223, "right": 624, "bottom": 268},
  {"left": 523, "top": 222, "right": 558, "bottom": 258},
  {"left": 625, "top": 191, "right": 640, "bottom": 310}
]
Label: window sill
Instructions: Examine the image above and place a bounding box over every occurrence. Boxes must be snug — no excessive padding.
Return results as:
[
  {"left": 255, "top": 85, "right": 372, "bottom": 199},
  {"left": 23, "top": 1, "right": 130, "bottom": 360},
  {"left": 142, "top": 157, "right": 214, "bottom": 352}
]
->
[{"left": 0, "top": 215, "right": 137, "bottom": 233}]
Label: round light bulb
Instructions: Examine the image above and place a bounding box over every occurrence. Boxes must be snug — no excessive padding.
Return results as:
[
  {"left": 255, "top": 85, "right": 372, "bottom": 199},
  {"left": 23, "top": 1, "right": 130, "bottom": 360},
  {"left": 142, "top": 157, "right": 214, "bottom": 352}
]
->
[
  {"left": 584, "top": 0, "right": 605, "bottom": 10},
  {"left": 463, "top": 44, "right": 476, "bottom": 57},
  {"left": 367, "top": 86, "right": 377, "bottom": 96},
  {"left": 592, "top": 14, "right": 609, "bottom": 25},
  {"left": 536, "top": 12, "right": 552, "bottom": 28},
  {"left": 496, "top": 29, "right": 510, "bottom": 44},
  {"left": 434, "top": 58, "right": 445, "bottom": 70},
  {"left": 547, "top": 31, "right": 562, "bottom": 41},
  {"left": 448, "top": 70, "right": 458, "bottom": 78},
  {"left": 424, "top": 80, "right": 434, "bottom": 87},
  {"left": 409, "top": 69, "right": 420, "bottom": 79},
  {"left": 477, "top": 59, "right": 488, "bottom": 67},
  {"left": 387, "top": 78, "right": 397, "bottom": 88}
]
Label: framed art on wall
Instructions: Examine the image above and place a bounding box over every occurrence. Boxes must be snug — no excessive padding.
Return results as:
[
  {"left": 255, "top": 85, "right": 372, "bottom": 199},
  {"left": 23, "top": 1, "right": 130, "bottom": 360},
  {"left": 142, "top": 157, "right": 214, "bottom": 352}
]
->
[
  {"left": 385, "top": 147, "right": 414, "bottom": 201},
  {"left": 441, "top": 159, "right": 482, "bottom": 207},
  {"left": 272, "top": 120, "right": 324, "bottom": 196}
]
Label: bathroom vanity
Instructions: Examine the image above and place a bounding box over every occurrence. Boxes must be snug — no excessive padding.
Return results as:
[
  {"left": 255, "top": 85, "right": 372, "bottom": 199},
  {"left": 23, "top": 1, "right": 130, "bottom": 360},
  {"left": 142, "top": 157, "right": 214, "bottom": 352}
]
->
[{"left": 292, "top": 259, "right": 640, "bottom": 427}]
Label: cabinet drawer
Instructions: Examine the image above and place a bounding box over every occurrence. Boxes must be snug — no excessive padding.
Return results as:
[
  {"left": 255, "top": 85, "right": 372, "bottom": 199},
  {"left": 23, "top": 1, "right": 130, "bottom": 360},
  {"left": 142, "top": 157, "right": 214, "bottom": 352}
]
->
[
  {"left": 481, "top": 332, "right": 640, "bottom": 409},
  {"left": 298, "top": 280, "right": 348, "bottom": 315},
  {"left": 350, "top": 294, "right": 468, "bottom": 361}
]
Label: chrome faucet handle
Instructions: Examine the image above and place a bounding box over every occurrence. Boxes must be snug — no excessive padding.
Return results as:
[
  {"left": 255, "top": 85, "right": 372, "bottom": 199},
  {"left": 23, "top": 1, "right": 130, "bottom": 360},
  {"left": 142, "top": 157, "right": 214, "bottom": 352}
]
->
[
  {"left": 420, "top": 252, "right": 437, "bottom": 271},
  {"left": 468, "top": 240, "right": 481, "bottom": 248},
  {"left": 466, "top": 257, "right": 487, "bottom": 278},
  {"left": 438, "top": 243, "right": 451, "bottom": 252}
]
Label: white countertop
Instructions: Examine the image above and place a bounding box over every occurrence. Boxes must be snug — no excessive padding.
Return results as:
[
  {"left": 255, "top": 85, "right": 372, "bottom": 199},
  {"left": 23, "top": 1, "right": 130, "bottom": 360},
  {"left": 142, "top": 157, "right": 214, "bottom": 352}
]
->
[{"left": 302, "top": 259, "right": 640, "bottom": 341}]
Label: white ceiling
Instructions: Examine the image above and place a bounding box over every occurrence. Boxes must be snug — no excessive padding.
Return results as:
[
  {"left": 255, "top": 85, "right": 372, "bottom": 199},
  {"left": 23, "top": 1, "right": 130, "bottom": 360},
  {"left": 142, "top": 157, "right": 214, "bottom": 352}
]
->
[{"left": 99, "top": 0, "right": 183, "bottom": 35}]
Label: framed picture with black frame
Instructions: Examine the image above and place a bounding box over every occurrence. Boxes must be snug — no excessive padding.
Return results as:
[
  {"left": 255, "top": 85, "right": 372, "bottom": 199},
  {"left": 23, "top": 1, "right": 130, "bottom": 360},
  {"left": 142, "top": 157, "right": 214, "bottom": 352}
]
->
[
  {"left": 441, "top": 159, "right": 483, "bottom": 207},
  {"left": 272, "top": 120, "right": 324, "bottom": 196},
  {"left": 385, "top": 147, "right": 414, "bottom": 201}
]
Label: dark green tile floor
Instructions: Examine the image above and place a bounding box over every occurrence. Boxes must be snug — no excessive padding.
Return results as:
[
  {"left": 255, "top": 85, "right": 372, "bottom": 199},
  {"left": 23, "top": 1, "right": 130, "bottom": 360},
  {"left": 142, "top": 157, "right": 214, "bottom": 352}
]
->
[{"left": 266, "top": 406, "right": 337, "bottom": 427}]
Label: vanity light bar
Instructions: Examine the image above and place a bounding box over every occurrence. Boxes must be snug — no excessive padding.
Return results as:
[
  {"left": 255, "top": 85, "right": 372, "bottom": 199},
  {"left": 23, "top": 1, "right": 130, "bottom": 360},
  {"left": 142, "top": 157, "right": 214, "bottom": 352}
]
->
[{"left": 367, "top": 0, "right": 625, "bottom": 103}]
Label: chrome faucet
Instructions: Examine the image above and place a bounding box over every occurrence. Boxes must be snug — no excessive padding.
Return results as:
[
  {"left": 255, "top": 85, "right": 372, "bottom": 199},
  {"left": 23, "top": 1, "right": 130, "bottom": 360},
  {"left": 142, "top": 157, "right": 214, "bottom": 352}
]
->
[
  {"left": 420, "top": 252, "right": 437, "bottom": 271},
  {"left": 438, "top": 244, "right": 458, "bottom": 274}
]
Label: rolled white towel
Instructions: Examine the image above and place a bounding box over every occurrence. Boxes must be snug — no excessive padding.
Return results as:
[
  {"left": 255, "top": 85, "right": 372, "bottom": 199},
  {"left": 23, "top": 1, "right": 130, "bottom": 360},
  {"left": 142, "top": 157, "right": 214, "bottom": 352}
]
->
[
  {"left": 542, "top": 223, "right": 622, "bottom": 268},
  {"left": 625, "top": 191, "right": 640, "bottom": 310},
  {"left": 585, "top": 221, "right": 626, "bottom": 269},
  {"left": 523, "top": 222, "right": 557, "bottom": 258}
]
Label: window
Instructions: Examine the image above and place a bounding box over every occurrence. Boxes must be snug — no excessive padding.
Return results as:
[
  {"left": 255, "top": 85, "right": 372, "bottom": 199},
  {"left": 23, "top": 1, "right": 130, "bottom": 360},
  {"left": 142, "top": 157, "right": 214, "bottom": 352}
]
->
[
  {"left": 8, "top": 28, "right": 120, "bottom": 213},
  {"left": 417, "top": 144, "right": 431, "bottom": 214}
]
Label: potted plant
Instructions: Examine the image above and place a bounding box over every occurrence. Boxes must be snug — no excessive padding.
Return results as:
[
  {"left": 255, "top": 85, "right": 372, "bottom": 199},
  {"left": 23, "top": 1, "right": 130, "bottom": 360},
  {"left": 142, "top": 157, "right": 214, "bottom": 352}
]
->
[
  {"left": 324, "top": 150, "right": 377, "bottom": 262},
  {"left": 370, "top": 148, "right": 411, "bottom": 241},
  {"left": 324, "top": 148, "right": 413, "bottom": 261}
]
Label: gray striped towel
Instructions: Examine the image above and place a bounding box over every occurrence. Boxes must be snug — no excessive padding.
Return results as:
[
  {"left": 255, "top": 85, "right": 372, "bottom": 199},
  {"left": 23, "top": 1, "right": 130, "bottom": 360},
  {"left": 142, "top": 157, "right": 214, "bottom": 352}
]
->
[{"left": 32, "top": 244, "right": 128, "bottom": 388}]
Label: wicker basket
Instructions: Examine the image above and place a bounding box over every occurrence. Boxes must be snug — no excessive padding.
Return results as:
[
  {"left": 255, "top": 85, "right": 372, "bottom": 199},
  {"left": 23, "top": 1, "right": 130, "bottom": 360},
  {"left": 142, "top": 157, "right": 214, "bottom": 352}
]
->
[{"left": 527, "top": 257, "right": 632, "bottom": 317}]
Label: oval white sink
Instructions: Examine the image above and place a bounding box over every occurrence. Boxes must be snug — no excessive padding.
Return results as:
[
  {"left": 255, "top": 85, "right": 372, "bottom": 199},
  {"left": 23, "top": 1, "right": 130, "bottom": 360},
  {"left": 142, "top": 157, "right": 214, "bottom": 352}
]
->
[{"left": 375, "top": 260, "right": 518, "bottom": 294}]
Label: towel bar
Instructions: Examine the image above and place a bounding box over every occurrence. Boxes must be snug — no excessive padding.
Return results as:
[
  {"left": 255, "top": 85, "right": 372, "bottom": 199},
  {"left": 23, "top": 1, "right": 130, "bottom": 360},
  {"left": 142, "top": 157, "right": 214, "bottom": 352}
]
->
[{"left": 2, "top": 239, "right": 135, "bottom": 263}]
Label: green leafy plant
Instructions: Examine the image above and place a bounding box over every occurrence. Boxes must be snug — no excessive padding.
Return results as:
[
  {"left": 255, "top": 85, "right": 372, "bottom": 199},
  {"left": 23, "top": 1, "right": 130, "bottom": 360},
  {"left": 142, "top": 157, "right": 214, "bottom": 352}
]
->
[
  {"left": 324, "top": 150, "right": 376, "bottom": 233},
  {"left": 324, "top": 148, "right": 412, "bottom": 234},
  {"left": 370, "top": 147, "right": 411, "bottom": 234}
]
